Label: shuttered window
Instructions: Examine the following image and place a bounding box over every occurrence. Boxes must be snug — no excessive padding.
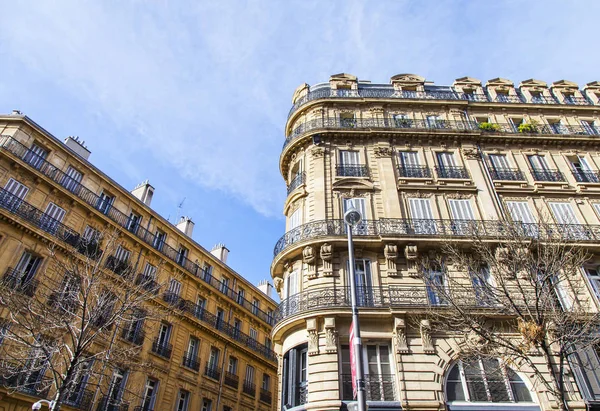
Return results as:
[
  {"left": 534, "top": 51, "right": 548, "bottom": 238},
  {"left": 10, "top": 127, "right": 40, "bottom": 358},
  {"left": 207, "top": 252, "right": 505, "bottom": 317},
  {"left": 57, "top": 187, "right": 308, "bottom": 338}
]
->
[
  {"left": 61, "top": 166, "right": 83, "bottom": 192},
  {"left": 489, "top": 154, "right": 510, "bottom": 170},
  {"left": 505, "top": 201, "right": 536, "bottom": 223},
  {"left": 528, "top": 154, "right": 550, "bottom": 170},
  {"left": 436, "top": 152, "right": 456, "bottom": 167},
  {"left": 340, "top": 150, "right": 360, "bottom": 166},
  {"left": 44, "top": 202, "right": 66, "bottom": 223},
  {"left": 399, "top": 151, "right": 419, "bottom": 167},
  {"left": 24, "top": 143, "right": 48, "bottom": 169},
  {"left": 549, "top": 202, "right": 580, "bottom": 224},
  {"left": 409, "top": 198, "right": 434, "bottom": 220},
  {"left": 449, "top": 199, "right": 475, "bottom": 220},
  {"left": 289, "top": 208, "right": 302, "bottom": 231},
  {"left": 284, "top": 270, "right": 298, "bottom": 299},
  {"left": 114, "top": 246, "right": 131, "bottom": 263},
  {"left": 343, "top": 198, "right": 367, "bottom": 219},
  {"left": 4, "top": 178, "right": 29, "bottom": 199},
  {"left": 168, "top": 279, "right": 182, "bottom": 296}
]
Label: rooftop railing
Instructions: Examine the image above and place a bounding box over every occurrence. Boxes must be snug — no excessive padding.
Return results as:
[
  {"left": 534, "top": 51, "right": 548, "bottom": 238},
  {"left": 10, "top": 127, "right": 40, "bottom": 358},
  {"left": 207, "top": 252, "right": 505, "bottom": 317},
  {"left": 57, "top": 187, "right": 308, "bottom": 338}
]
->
[
  {"left": 273, "top": 218, "right": 600, "bottom": 257},
  {"left": 287, "top": 85, "right": 596, "bottom": 119},
  {"left": 0, "top": 136, "right": 274, "bottom": 326}
]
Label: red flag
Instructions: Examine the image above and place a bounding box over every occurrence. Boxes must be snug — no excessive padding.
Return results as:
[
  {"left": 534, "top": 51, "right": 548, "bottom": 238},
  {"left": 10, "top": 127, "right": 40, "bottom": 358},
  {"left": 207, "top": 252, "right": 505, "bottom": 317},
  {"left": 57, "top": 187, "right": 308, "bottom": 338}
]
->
[{"left": 349, "top": 320, "right": 357, "bottom": 399}]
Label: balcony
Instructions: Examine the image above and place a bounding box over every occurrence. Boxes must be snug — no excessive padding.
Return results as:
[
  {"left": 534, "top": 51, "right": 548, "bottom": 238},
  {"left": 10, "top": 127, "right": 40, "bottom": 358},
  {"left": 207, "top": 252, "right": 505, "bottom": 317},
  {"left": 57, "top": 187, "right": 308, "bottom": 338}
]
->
[
  {"left": 435, "top": 166, "right": 470, "bottom": 179},
  {"left": 531, "top": 169, "right": 565, "bottom": 182},
  {"left": 162, "top": 292, "right": 187, "bottom": 310},
  {"left": 489, "top": 168, "right": 525, "bottom": 181},
  {"left": 287, "top": 172, "right": 306, "bottom": 194},
  {"left": 243, "top": 380, "right": 256, "bottom": 397},
  {"left": 273, "top": 218, "right": 600, "bottom": 257},
  {"left": 47, "top": 291, "right": 78, "bottom": 313},
  {"left": 0, "top": 367, "right": 52, "bottom": 399},
  {"left": 573, "top": 170, "right": 600, "bottom": 183},
  {"left": 397, "top": 165, "right": 432, "bottom": 179},
  {"left": 342, "top": 374, "right": 397, "bottom": 401},
  {"left": 224, "top": 372, "right": 239, "bottom": 389},
  {"left": 151, "top": 339, "right": 172, "bottom": 359},
  {"left": 134, "top": 274, "right": 159, "bottom": 295},
  {"left": 336, "top": 165, "right": 369, "bottom": 178},
  {"left": 0, "top": 136, "right": 274, "bottom": 327},
  {"left": 96, "top": 397, "right": 129, "bottom": 411},
  {"left": 182, "top": 351, "right": 200, "bottom": 372},
  {"left": 105, "top": 256, "right": 132, "bottom": 278},
  {"left": 63, "top": 388, "right": 94, "bottom": 410},
  {"left": 2, "top": 268, "right": 39, "bottom": 297},
  {"left": 121, "top": 327, "right": 145, "bottom": 346},
  {"left": 260, "top": 389, "right": 272, "bottom": 404},
  {"left": 204, "top": 364, "right": 221, "bottom": 381},
  {"left": 76, "top": 238, "right": 103, "bottom": 260}
]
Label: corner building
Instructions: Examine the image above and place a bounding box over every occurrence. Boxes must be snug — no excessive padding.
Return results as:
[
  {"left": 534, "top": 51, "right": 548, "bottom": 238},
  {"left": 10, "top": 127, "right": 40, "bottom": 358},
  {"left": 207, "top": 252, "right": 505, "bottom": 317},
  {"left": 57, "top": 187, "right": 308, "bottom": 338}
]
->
[
  {"left": 0, "top": 114, "right": 277, "bottom": 411},
  {"left": 271, "top": 73, "right": 600, "bottom": 411}
]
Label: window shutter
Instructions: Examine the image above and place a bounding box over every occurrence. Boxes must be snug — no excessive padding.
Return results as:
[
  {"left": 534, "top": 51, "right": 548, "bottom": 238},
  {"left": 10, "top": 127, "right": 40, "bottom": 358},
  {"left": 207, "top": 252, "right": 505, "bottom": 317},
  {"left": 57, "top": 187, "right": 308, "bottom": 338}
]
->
[
  {"left": 528, "top": 155, "right": 549, "bottom": 170},
  {"left": 4, "top": 178, "right": 29, "bottom": 199},
  {"left": 489, "top": 154, "right": 510, "bottom": 170},
  {"left": 549, "top": 202, "right": 579, "bottom": 224},
  {"left": 400, "top": 152, "right": 419, "bottom": 167},
  {"left": 437, "top": 152, "right": 456, "bottom": 167},
  {"left": 449, "top": 199, "right": 474, "bottom": 220},
  {"left": 409, "top": 198, "right": 434, "bottom": 220},
  {"left": 506, "top": 201, "right": 536, "bottom": 223},
  {"left": 44, "top": 202, "right": 66, "bottom": 222},
  {"left": 289, "top": 208, "right": 302, "bottom": 230}
]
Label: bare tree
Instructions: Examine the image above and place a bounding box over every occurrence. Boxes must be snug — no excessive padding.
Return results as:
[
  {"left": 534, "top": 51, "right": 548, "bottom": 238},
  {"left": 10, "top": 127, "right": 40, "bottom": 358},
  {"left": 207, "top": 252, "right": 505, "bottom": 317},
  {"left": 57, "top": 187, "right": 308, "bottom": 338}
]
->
[
  {"left": 0, "top": 227, "right": 174, "bottom": 410},
  {"left": 417, "top": 220, "right": 600, "bottom": 411}
]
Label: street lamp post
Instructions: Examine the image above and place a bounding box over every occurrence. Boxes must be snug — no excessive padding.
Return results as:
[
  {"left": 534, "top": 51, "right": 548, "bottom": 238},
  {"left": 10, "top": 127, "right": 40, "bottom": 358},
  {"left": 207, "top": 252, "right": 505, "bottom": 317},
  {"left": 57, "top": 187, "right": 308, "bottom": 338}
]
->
[
  {"left": 344, "top": 207, "right": 368, "bottom": 411},
  {"left": 32, "top": 399, "right": 56, "bottom": 410}
]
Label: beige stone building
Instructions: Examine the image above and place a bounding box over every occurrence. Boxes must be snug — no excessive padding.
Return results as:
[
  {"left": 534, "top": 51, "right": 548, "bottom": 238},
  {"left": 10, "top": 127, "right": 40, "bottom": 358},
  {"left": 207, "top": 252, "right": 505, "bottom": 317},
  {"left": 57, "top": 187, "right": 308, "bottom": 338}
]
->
[
  {"left": 271, "top": 73, "right": 600, "bottom": 411},
  {"left": 0, "top": 113, "right": 277, "bottom": 411}
]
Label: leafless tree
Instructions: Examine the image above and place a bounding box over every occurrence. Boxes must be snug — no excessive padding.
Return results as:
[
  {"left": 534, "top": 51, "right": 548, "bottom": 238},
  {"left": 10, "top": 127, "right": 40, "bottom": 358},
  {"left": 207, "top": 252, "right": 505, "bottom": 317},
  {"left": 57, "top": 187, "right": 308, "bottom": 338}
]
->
[
  {"left": 417, "top": 220, "right": 600, "bottom": 411},
  {"left": 0, "top": 227, "right": 175, "bottom": 410}
]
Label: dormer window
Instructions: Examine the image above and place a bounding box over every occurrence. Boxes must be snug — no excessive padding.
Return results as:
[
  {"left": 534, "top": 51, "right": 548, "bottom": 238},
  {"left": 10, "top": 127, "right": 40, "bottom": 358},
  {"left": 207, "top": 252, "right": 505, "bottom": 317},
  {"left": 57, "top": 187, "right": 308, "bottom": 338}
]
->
[
  {"left": 530, "top": 91, "right": 543, "bottom": 103},
  {"left": 495, "top": 91, "right": 510, "bottom": 103}
]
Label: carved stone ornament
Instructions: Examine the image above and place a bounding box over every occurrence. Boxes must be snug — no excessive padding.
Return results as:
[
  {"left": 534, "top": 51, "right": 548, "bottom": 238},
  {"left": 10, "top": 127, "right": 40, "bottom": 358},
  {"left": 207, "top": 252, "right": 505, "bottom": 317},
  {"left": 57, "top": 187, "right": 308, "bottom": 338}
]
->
[
  {"left": 420, "top": 319, "right": 435, "bottom": 354},
  {"left": 311, "top": 147, "right": 325, "bottom": 158},
  {"left": 308, "top": 330, "right": 320, "bottom": 356},
  {"left": 374, "top": 146, "right": 393, "bottom": 158},
  {"left": 462, "top": 147, "right": 480, "bottom": 160},
  {"left": 394, "top": 317, "right": 409, "bottom": 354},
  {"left": 466, "top": 330, "right": 486, "bottom": 348},
  {"left": 320, "top": 243, "right": 334, "bottom": 277},
  {"left": 384, "top": 243, "right": 400, "bottom": 277},
  {"left": 405, "top": 191, "right": 433, "bottom": 199},
  {"left": 404, "top": 244, "right": 418, "bottom": 260},
  {"left": 324, "top": 318, "right": 338, "bottom": 353},
  {"left": 273, "top": 277, "right": 283, "bottom": 293},
  {"left": 302, "top": 246, "right": 316, "bottom": 264}
]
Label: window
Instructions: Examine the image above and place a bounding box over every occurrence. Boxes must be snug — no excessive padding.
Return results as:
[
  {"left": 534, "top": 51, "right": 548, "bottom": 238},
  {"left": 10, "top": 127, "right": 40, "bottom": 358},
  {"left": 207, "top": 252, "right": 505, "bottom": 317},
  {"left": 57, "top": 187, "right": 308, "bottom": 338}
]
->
[
  {"left": 548, "top": 119, "right": 566, "bottom": 134},
  {"left": 65, "top": 360, "right": 93, "bottom": 405},
  {"left": 426, "top": 265, "right": 446, "bottom": 306},
  {"left": 249, "top": 328, "right": 258, "bottom": 347},
  {"left": 343, "top": 197, "right": 368, "bottom": 234},
  {"left": 446, "top": 358, "right": 532, "bottom": 403},
  {"left": 437, "top": 152, "right": 457, "bottom": 168},
  {"left": 12, "top": 251, "right": 42, "bottom": 288},
  {"left": 176, "top": 390, "right": 190, "bottom": 411},
  {"left": 393, "top": 113, "right": 412, "bottom": 128},
  {"left": 530, "top": 91, "right": 544, "bottom": 103},
  {"left": 207, "top": 347, "right": 220, "bottom": 376},
  {"left": 349, "top": 259, "right": 373, "bottom": 306},
  {"left": 245, "top": 365, "right": 255, "bottom": 384},
  {"left": 0, "top": 323, "right": 9, "bottom": 345},
  {"left": 24, "top": 143, "right": 48, "bottom": 169},
  {"left": 571, "top": 156, "right": 598, "bottom": 182},
  {"left": 549, "top": 202, "right": 580, "bottom": 224},
  {"left": 157, "top": 323, "right": 171, "bottom": 347},
  {"left": 409, "top": 198, "right": 436, "bottom": 234},
  {"left": 184, "top": 337, "right": 200, "bottom": 370},
  {"left": 142, "top": 263, "right": 157, "bottom": 279},
  {"left": 236, "top": 288, "right": 245, "bottom": 305},
  {"left": 339, "top": 150, "right": 360, "bottom": 166},
  {"left": 495, "top": 91, "right": 510, "bottom": 102},
  {"left": 365, "top": 344, "right": 395, "bottom": 401},
  {"left": 93, "top": 291, "right": 116, "bottom": 328},
  {"left": 488, "top": 154, "right": 510, "bottom": 170},
  {"left": 282, "top": 344, "right": 308, "bottom": 408},
  {"left": 470, "top": 265, "right": 495, "bottom": 306},
  {"left": 123, "top": 309, "right": 145, "bottom": 344},
  {"left": 42, "top": 202, "right": 66, "bottom": 233},
  {"left": 216, "top": 308, "right": 225, "bottom": 329},
  {"left": 509, "top": 117, "right": 524, "bottom": 131},
  {"left": 252, "top": 299, "right": 260, "bottom": 315},
  {"left": 581, "top": 120, "right": 598, "bottom": 135},
  {"left": 289, "top": 208, "right": 302, "bottom": 231},
  {"left": 426, "top": 115, "right": 446, "bottom": 128},
  {"left": 506, "top": 201, "right": 536, "bottom": 224},
  {"left": 115, "top": 245, "right": 131, "bottom": 263},
  {"left": 140, "top": 378, "right": 159, "bottom": 411},
  {"left": 126, "top": 212, "right": 141, "bottom": 234},
  {"left": 340, "top": 112, "right": 356, "bottom": 128},
  {"left": 153, "top": 230, "right": 166, "bottom": 251},
  {"left": 584, "top": 267, "right": 600, "bottom": 303},
  {"left": 168, "top": 279, "right": 182, "bottom": 296},
  {"left": 96, "top": 191, "right": 115, "bottom": 214},
  {"left": 3, "top": 178, "right": 29, "bottom": 211},
  {"left": 203, "top": 263, "right": 213, "bottom": 281},
  {"left": 528, "top": 154, "right": 554, "bottom": 180},
  {"left": 228, "top": 356, "right": 238, "bottom": 375},
  {"left": 398, "top": 151, "right": 419, "bottom": 168},
  {"left": 82, "top": 225, "right": 101, "bottom": 242},
  {"left": 201, "top": 399, "right": 212, "bottom": 411},
  {"left": 61, "top": 165, "right": 83, "bottom": 192},
  {"left": 265, "top": 337, "right": 272, "bottom": 351},
  {"left": 448, "top": 199, "right": 475, "bottom": 235},
  {"left": 262, "top": 373, "right": 271, "bottom": 391},
  {"left": 283, "top": 270, "right": 299, "bottom": 300},
  {"left": 233, "top": 318, "right": 242, "bottom": 338},
  {"left": 107, "top": 368, "right": 128, "bottom": 408},
  {"left": 220, "top": 276, "right": 229, "bottom": 294},
  {"left": 176, "top": 246, "right": 188, "bottom": 266},
  {"left": 195, "top": 296, "right": 206, "bottom": 318}
]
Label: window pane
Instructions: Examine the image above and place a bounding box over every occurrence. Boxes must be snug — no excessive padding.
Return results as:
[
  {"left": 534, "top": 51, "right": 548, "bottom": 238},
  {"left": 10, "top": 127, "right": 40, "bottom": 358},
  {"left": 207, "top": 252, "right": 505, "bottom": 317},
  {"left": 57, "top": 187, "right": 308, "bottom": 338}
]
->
[
  {"left": 447, "top": 381, "right": 465, "bottom": 401},
  {"left": 508, "top": 368, "right": 532, "bottom": 402}
]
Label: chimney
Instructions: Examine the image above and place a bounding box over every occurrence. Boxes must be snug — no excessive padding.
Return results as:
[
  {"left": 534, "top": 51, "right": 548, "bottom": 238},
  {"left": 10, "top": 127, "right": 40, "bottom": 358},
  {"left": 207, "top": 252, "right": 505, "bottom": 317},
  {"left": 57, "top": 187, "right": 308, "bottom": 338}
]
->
[
  {"left": 257, "top": 280, "right": 273, "bottom": 299},
  {"left": 210, "top": 243, "right": 229, "bottom": 264},
  {"left": 64, "top": 136, "right": 91, "bottom": 160},
  {"left": 11, "top": 109, "right": 22, "bottom": 115},
  {"left": 131, "top": 180, "right": 154, "bottom": 206},
  {"left": 176, "top": 216, "right": 194, "bottom": 237}
]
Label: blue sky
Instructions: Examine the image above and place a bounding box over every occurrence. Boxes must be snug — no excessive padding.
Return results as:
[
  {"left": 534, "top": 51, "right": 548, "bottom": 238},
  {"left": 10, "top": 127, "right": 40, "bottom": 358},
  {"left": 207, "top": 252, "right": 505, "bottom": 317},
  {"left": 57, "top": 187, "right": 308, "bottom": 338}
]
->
[{"left": 0, "top": 0, "right": 598, "bottom": 292}]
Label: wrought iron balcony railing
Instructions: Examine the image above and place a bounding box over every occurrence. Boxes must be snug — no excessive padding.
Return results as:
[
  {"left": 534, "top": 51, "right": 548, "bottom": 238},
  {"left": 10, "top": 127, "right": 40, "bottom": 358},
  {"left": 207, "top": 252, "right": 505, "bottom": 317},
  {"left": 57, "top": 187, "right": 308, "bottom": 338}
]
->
[
  {"left": 2, "top": 268, "right": 39, "bottom": 297},
  {"left": 336, "top": 165, "right": 369, "bottom": 177},
  {"left": 397, "top": 165, "right": 432, "bottom": 179},
  {"left": 572, "top": 170, "right": 600, "bottom": 183},
  {"left": 260, "top": 389, "right": 273, "bottom": 404},
  {"left": 63, "top": 388, "right": 94, "bottom": 410},
  {"left": 489, "top": 168, "right": 525, "bottom": 181},
  {"left": 0, "top": 365, "right": 52, "bottom": 399},
  {"left": 134, "top": 274, "right": 159, "bottom": 295},
  {"left": 224, "top": 371, "right": 239, "bottom": 389},
  {"left": 273, "top": 218, "right": 600, "bottom": 257},
  {"left": 96, "top": 396, "right": 129, "bottom": 411},
  {"left": 204, "top": 364, "right": 221, "bottom": 380},
  {"left": 162, "top": 291, "right": 187, "bottom": 310},
  {"left": 182, "top": 351, "right": 200, "bottom": 371},
  {"left": 0, "top": 136, "right": 274, "bottom": 326},
  {"left": 243, "top": 380, "right": 256, "bottom": 397},
  {"left": 151, "top": 339, "right": 172, "bottom": 359},
  {"left": 435, "top": 166, "right": 470, "bottom": 179},
  {"left": 287, "top": 172, "right": 306, "bottom": 194},
  {"left": 105, "top": 255, "right": 132, "bottom": 278},
  {"left": 531, "top": 169, "right": 565, "bottom": 182},
  {"left": 133, "top": 406, "right": 153, "bottom": 411},
  {"left": 341, "top": 374, "right": 397, "bottom": 401},
  {"left": 121, "top": 326, "right": 145, "bottom": 346}
]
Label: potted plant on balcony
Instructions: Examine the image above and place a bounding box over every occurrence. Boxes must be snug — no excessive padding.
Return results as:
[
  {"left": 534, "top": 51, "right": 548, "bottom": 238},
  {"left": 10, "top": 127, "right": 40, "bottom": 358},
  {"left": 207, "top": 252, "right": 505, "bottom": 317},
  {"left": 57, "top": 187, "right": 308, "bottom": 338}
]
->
[
  {"left": 518, "top": 120, "right": 539, "bottom": 133},
  {"left": 478, "top": 122, "right": 500, "bottom": 132}
]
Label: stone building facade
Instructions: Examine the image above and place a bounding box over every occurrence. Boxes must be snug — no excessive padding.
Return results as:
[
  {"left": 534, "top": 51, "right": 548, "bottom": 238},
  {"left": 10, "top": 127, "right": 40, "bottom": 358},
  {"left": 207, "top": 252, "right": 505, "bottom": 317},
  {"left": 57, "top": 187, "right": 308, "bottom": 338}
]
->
[
  {"left": 271, "top": 73, "right": 600, "bottom": 411},
  {"left": 0, "top": 113, "right": 277, "bottom": 411}
]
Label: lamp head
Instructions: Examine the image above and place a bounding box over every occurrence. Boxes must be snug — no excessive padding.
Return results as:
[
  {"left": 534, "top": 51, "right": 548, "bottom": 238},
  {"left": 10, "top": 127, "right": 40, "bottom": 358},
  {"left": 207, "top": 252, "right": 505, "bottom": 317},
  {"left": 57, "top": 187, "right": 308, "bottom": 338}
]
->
[
  {"left": 32, "top": 402, "right": 42, "bottom": 410},
  {"left": 344, "top": 208, "right": 362, "bottom": 226}
]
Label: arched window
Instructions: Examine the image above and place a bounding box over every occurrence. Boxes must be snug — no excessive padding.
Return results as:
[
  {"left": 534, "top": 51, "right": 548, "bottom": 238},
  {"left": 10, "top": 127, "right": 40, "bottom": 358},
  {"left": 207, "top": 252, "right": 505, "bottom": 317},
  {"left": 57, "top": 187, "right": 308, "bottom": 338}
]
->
[{"left": 446, "top": 358, "right": 533, "bottom": 405}]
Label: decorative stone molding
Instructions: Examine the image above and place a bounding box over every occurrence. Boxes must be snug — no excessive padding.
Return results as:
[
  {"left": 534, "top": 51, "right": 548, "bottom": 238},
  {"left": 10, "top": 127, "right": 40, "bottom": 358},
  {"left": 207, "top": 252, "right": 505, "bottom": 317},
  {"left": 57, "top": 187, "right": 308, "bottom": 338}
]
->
[
  {"left": 420, "top": 319, "right": 435, "bottom": 354},
  {"left": 311, "top": 147, "right": 326, "bottom": 158},
  {"left": 307, "top": 318, "right": 320, "bottom": 356},
  {"left": 446, "top": 192, "right": 473, "bottom": 200},
  {"left": 462, "top": 147, "right": 480, "bottom": 160},
  {"left": 320, "top": 243, "right": 334, "bottom": 277},
  {"left": 394, "top": 317, "right": 409, "bottom": 354},
  {"left": 374, "top": 146, "right": 393, "bottom": 158},
  {"left": 303, "top": 246, "right": 317, "bottom": 280},
  {"left": 324, "top": 317, "right": 338, "bottom": 353},
  {"left": 384, "top": 243, "right": 400, "bottom": 277},
  {"left": 273, "top": 277, "right": 283, "bottom": 293},
  {"left": 404, "top": 244, "right": 418, "bottom": 278},
  {"left": 405, "top": 191, "right": 433, "bottom": 198}
]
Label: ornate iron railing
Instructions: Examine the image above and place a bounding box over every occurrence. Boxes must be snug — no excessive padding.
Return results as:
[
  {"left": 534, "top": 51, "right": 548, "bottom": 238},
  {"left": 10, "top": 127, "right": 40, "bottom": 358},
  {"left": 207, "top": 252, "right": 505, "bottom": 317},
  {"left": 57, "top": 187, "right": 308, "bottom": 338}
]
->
[
  {"left": 182, "top": 351, "right": 200, "bottom": 371},
  {"left": 151, "top": 339, "right": 172, "bottom": 359},
  {"left": 63, "top": 388, "right": 94, "bottom": 410},
  {"left": 572, "top": 170, "right": 600, "bottom": 183},
  {"left": 287, "top": 85, "right": 599, "bottom": 119},
  {"left": 489, "top": 168, "right": 525, "bottom": 181},
  {"left": 243, "top": 380, "right": 256, "bottom": 397},
  {"left": 287, "top": 172, "right": 306, "bottom": 194},
  {"left": 273, "top": 218, "right": 600, "bottom": 257},
  {"left": 2, "top": 268, "right": 39, "bottom": 297},
  {"left": 435, "top": 166, "right": 470, "bottom": 179},
  {"left": 336, "top": 165, "right": 370, "bottom": 177},
  {"left": 134, "top": 274, "right": 159, "bottom": 295},
  {"left": 341, "top": 374, "right": 397, "bottom": 401},
  {"left": 397, "top": 165, "right": 432, "bottom": 179},
  {"left": 204, "top": 364, "right": 221, "bottom": 380},
  {"left": 260, "top": 389, "right": 272, "bottom": 404},
  {"left": 530, "top": 169, "right": 565, "bottom": 182},
  {"left": 0, "top": 136, "right": 274, "bottom": 326},
  {"left": 121, "top": 326, "right": 145, "bottom": 346},
  {"left": 96, "top": 397, "right": 129, "bottom": 411},
  {"left": 224, "top": 371, "right": 239, "bottom": 389},
  {"left": 105, "top": 256, "right": 132, "bottom": 278}
]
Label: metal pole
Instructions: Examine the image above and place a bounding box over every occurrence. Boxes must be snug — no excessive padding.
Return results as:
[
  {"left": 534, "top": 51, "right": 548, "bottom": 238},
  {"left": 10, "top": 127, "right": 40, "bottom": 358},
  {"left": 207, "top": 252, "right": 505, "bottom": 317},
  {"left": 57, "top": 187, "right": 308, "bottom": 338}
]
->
[{"left": 347, "top": 223, "right": 367, "bottom": 411}]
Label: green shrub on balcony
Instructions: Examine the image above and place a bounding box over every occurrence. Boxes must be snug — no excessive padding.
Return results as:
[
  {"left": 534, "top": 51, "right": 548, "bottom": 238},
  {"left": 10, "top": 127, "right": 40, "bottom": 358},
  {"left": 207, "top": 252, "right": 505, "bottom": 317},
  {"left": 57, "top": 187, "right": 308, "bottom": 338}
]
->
[
  {"left": 518, "top": 121, "right": 538, "bottom": 133},
  {"left": 478, "top": 122, "right": 500, "bottom": 132}
]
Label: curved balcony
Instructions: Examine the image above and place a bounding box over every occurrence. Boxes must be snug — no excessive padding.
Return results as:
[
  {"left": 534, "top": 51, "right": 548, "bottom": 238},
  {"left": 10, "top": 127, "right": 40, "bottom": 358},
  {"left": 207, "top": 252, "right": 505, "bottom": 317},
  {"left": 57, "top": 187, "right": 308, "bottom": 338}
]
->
[
  {"left": 287, "top": 172, "right": 306, "bottom": 194},
  {"left": 273, "top": 218, "right": 600, "bottom": 258}
]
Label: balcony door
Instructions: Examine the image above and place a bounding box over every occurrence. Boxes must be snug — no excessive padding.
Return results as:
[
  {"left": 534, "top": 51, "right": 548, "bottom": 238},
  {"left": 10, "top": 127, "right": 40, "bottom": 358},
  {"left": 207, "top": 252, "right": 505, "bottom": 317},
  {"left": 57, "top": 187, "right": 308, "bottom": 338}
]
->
[
  {"left": 549, "top": 202, "right": 580, "bottom": 224},
  {"left": 41, "top": 202, "right": 66, "bottom": 234},
  {"left": 24, "top": 143, "right": 48, "bottom": 169},
  {"left": 489, "top": 154, "right": 510, "bottom": 171},
  {"left": 426, "top": 267, "right": 446, "bottom": 306},
  {"left": 343, "top": 198, "right": 368, "bottom": 235},
  {"left": 14, "top": 252, "right": 42, "bottom": 285},
  {"left": 3, "top": 178, "right": 29, "bottom": 211},
  {"left": 140, "top": 379, "right": 158, "bottom": 411},
  {"left": 348, "top": 259, "right": 373, "bottom": 306},
  {"left": 436, "top": 152, "right": 457, "bottom": 168},
  {"left": 340, "top": 150, "right": 359, "bottom": 167},
  {"left": 107, "top": 369, "right": 128, "bottom": 407},
  {"left": 448, "top": 199, "right": 475, "bottom": 235},
  {"left": 364, "top": 344, "right": 395, "bottom": 401},
  {"left": 506, "top": 201, "right": 538, "bottom": 237},
  {"left": 572, "top": 156, "right": 598, "bottom": 182},
  {"left": 409, "top": 198, "right": 436, "bottom": 234}
]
